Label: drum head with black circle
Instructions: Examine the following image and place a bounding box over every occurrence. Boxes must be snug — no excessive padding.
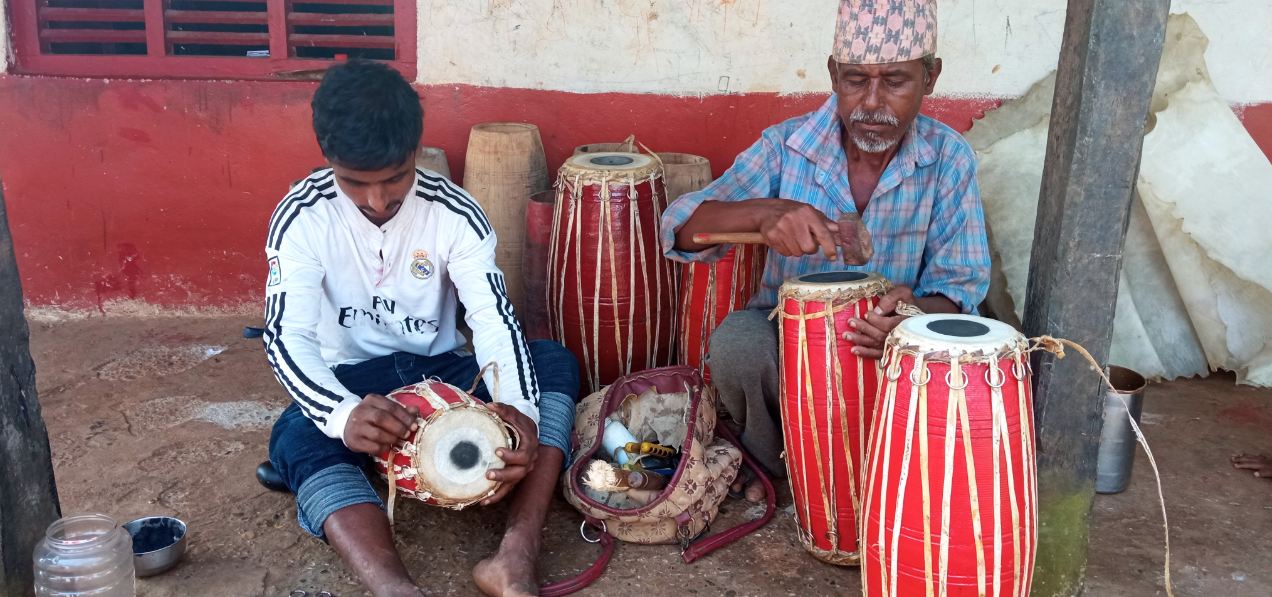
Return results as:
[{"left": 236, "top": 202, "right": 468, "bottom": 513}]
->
[{"left": 413, "top": 406, "right": 511, "bottom": 503}]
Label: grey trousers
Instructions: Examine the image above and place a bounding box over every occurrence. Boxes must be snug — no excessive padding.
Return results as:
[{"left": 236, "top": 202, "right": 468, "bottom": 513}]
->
[{"left": 708, "top": 308, "right": 786, "bottom": 477}]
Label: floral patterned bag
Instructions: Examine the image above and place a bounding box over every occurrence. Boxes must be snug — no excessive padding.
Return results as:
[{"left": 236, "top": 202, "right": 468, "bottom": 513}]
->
[{"left": 542, "top": 366, "right": 774, "bottom": 596}]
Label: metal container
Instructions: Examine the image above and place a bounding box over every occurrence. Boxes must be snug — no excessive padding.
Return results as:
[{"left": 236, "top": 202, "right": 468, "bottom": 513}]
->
[
  {"left": 1095, "top": 366, "right": 1147, "bottom": 494},
  {"left": 123, "top": 516, "right": 188, "bottom": 577}
]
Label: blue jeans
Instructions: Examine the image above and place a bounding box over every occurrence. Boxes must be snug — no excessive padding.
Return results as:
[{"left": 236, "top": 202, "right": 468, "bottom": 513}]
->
[{"left": 268, "top": 339, "right": 580, "bottom": 538}]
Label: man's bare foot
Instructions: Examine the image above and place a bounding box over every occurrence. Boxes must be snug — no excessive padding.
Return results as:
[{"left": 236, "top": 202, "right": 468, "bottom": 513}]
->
[
  {"left": 473, "top": 539, "right": 539, "bottom": 597},
  {"left": 730, "top": 475, "right": 766, "bottom": 503},
  {"left": 1232, "top": 453, "right": 1272, "bottom": 479}
]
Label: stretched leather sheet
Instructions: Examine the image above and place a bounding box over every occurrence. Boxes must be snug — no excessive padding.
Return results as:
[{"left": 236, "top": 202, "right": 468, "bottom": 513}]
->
[{"left": 968, "top": 14, "right": 1272, "bottom": 386}]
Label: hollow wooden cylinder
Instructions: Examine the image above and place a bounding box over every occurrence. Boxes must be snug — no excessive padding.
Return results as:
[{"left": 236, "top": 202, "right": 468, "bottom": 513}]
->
[
  {"left": 463, "top": 123, "right": 549, "bottom": 318},
  {"left": 655, "top": 152, "right": 712, "bottom": 202},
  {"left": 416, "top": 146, "right": 451, "bottom": 180}
]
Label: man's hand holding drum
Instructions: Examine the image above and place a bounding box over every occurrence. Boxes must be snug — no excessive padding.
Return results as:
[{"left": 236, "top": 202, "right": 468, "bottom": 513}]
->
[
  {"left": 479, "top": 402, "right": 540, "bottom": 506},
  {"left": 845, "top": 286, "right": 915, "bottom": 359},
  {"left": 343, "top": 394, "right": 420, "bottom": 455}
]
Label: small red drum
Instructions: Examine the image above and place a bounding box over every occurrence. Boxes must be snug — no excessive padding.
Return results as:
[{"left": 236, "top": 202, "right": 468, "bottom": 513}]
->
[
  {"left": 862, "top": 314, "right": 1036, "bottom": 597},
  {"left": 677, "top": 244, "right": 766, "bottom": 382},
  {"left": 547, "top": 152, "right": 677, "bottom": 394},
  {"left": 373, "top": 379, "right": 519, "bottom": 512},
  {"left": 776, "top": 270, "right": 890, "bottom": 565}
]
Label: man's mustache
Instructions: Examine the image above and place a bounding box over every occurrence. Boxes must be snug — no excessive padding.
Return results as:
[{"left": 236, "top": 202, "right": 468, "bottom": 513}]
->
[{"left": 850, "top": 107, "right": 900, "bottom": 127}]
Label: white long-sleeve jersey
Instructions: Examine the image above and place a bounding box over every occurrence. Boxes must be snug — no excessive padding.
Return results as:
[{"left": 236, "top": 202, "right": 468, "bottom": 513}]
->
[{"left": 263, "top": 168, "right": 539, "bottom": 441}]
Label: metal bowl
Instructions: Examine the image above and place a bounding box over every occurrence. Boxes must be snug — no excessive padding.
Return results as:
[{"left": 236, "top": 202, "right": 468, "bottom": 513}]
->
[{"left": 123, "top": 516, "right": 188, "bottom": 577}]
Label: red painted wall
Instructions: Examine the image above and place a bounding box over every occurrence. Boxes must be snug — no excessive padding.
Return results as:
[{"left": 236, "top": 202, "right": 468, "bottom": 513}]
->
[{"left": 0, "top": 76, "right": 1268, "bottom": 310}]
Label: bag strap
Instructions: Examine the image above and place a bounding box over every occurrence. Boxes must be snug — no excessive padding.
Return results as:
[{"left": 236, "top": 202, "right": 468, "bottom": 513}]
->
[
  {"left": 539, "top": 518, "right": 615, "bottom": 597},
  {"left": 680, "top": 423, "right": 776, "bottom": 563}
]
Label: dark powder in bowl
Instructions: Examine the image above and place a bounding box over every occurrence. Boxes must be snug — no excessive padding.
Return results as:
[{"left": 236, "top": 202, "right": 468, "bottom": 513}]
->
[{"left": 130, "top": 519, "right": 183, "bottom": 554}]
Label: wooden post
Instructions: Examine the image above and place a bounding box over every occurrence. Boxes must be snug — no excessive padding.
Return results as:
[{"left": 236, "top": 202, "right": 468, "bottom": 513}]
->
[
  {"left": 1023, "top": 1, "right": 1170, "bottom": 595},
  {"left": 0, "top": 183, "right": 61, "bottom": 596}
]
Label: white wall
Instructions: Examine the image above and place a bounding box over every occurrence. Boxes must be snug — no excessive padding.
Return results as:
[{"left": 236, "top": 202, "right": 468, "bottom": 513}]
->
[
  {"left": 417, "top": 0, "right": 1272, "bottom": 105},
  {"left": 0, "top": 0, "right": 1265, "bottom": 105}
]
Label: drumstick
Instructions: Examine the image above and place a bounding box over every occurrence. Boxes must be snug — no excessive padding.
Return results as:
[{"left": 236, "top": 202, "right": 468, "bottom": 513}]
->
[
  {"left": 694, "top": 216, "right": 874, "bottom": 265},
  {"left": 692, "top": 232, "right": 765, "bottom": 245}
]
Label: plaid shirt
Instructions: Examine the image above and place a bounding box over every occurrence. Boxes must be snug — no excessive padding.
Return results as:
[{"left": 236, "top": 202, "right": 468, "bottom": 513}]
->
[{"left": 660, "top": 96, "right": 991, "bottom": 312}]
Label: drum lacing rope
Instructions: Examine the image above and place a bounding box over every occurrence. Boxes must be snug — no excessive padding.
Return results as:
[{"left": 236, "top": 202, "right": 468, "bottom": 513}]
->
[{"left": 1028, "top": 336, "right": 1175, "bottom": 597}]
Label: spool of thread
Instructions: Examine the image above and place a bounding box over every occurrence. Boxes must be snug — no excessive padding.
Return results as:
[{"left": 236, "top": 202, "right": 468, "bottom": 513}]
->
[{"left": 601, "top": 418, "right": 638, "bottom": 465}]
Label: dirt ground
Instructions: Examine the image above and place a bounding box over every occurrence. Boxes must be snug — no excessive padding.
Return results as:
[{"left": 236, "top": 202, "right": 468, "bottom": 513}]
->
[{"left": 24, "top": 314, "right": 1272, "bottom": 596}]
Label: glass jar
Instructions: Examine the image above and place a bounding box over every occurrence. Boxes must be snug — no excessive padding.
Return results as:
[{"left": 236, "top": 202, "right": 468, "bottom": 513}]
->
[{"left": 33, "top": 514, "right": 136, "bottom": 596}]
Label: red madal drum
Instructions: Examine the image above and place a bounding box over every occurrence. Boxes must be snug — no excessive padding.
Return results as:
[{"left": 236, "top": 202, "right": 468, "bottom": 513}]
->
[
  {"left": 547, "top": 152, "right": 678, "bottom": 394},
  {"left": 373, "top": 379, "right": 518, "bottom": 511},
  {"left": 677, "top": 244, "right": 766, "bottom": 383},
  {"left": 776, "top": 270, "right": 890, "bottom": 565},
  {"left": 861, "top": 314, "right": 1037, "bottom": 597}
]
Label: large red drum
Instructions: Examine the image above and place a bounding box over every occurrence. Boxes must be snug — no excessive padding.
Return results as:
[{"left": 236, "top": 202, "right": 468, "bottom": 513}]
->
[
  {"left": 547, "top": 152, "right": 677, "bottom": 394},
  {"left": 677, "top": 244, "right": 766, "bottom": 382},
  {"left": 373, "top": 379, "right": 518, "bottom": 514},
  {"left": 861, "top": 314, "right": 1036, "bottom": 597},
  {"left": 776, "top": 270, "right": 890, "bottom": 565}
]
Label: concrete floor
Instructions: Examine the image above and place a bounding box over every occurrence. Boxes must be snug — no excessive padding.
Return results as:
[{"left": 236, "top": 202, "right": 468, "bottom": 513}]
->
[{"left": 25, "top": 315, "right": 1272, "bottom": 596}]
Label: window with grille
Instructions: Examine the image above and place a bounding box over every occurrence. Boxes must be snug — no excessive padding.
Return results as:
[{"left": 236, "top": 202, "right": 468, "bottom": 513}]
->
[{"left": 7, "top": 0, "right": 416, "bottom": 79}]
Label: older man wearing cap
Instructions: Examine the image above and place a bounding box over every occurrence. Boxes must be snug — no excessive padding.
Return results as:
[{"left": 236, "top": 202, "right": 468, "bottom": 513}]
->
[{"left": 660, "top": 0, "right": 990, "bottom": 501}]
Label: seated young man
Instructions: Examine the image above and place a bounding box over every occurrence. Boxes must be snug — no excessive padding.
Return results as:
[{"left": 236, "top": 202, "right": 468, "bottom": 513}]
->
[
  {"left": 660, "top": 0, "right": 990, "bottom": 501},
  {"left": 261, "top": 60, "right": 579, "bottom": 597}
]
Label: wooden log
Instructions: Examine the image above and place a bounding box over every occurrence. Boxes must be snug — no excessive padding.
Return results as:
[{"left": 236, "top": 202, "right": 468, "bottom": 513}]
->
[
  {"left": 462, "top": 123, "right": 549, "bottom": 318},
  {"left": 655, "top": 152, "right": 711, "bottom": 202},
  {"left": 1022, "top": 2, "right": 1170, "bottom": 595},
  {"left": 521, "top": 190, "right": 556, "bottom": 340},
  {"left": 415, "top": 146, "right": 451, "bottom": 180},
  {"left": 0, "top": 183, "right": 61, "bottom": 596}
]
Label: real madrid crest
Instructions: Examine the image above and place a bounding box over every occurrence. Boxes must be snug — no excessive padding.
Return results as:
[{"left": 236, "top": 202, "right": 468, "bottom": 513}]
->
[{"left": 410, "top": 249, "right": 434, "bottom": 280}]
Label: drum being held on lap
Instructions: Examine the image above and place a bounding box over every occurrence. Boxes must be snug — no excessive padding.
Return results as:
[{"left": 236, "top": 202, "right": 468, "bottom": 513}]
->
[
  {"left": 776, "top": 270, "right": 890, "bottom": 565},
  {"left": 861, "top": 314, "right": 1036, "bottom": 597},
  {"left": 373, "top": 379, "right": 519, "bottom": 512},
  {"left": 547, "top": 152, "right": 677, "bottom": 393}
]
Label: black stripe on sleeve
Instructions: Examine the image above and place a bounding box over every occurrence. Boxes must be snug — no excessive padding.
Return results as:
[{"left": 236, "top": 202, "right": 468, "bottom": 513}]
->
[
  {"left": 485, "top": 272, "right": 537, "bottom": 405},
  {"left": 416, "top": 188, "right": 487, "bottom": 240},
  {"left": 262, "top": 294, "right": 327, "bottom": 424},
  {"left": 492, "top": 273, "right": 540, "bottom": 397},
  {"left": 263, "top": 292, "right": 342, "bottom": 414},
  {"left": 268, "top": 178, "right": 335, "bottom": 251},
  {"left": 417, "top": 171, "right": 493, "bottom": 238},
  {"left": 267, "top": 172, "right": 333, "bottom": 249}
]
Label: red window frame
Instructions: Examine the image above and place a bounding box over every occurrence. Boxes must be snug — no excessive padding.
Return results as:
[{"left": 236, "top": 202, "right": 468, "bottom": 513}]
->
[{"left": 6, "top": 0, "right": 417, "bottom": 80}]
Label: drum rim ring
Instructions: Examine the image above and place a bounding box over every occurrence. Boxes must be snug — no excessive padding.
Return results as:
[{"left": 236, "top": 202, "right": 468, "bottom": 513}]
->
[
  {"left": 885, "top": 353, "right": 903, "bottom": 381},
  {"left": 986, "top": 364, "right": 1007, "bottom": 388},
  {"left": 909, "top": 366, "right": 931, "bottom": 386},
  {"left": 580, "top": 519, "right": 607, "bottom": 543}
]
